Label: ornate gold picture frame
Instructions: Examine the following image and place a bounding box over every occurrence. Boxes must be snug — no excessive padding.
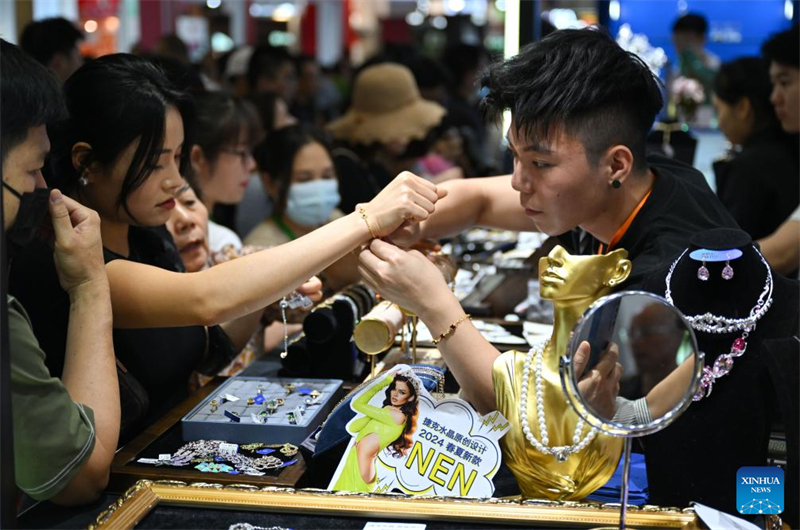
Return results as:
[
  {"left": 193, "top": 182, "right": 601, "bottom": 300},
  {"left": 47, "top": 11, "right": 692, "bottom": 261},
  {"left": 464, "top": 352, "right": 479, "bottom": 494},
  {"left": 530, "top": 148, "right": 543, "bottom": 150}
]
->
[{"left": 89, "top": 480, "right": 698, "bottom": 529}]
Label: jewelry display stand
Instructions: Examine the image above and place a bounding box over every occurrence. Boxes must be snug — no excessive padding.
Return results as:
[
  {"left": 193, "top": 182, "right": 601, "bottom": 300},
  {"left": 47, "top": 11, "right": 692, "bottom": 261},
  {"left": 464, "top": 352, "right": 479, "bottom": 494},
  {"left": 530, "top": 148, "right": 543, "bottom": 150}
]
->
[
  {"left": 181, "top": 376, "right": 342, "bottom": 445},
  {"left": 109, "top": 378, "right": 312, "bottom": 493},
  {"left": 640, "top": 228, "right": 799, "bottom": 516}
]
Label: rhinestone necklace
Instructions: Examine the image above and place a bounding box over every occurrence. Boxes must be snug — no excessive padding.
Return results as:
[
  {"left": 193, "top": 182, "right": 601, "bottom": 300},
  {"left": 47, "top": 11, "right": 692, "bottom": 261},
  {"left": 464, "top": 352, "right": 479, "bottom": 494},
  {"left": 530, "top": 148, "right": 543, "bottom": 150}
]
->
[
  {"left": 665, "top": 246, "right": 773, "bottom": 400},
  {"left": 520, "top": 340, "right": 598, "bottom": 462},
  {"left": 665, "top": 246, "right": 773, "bottom": 334}
]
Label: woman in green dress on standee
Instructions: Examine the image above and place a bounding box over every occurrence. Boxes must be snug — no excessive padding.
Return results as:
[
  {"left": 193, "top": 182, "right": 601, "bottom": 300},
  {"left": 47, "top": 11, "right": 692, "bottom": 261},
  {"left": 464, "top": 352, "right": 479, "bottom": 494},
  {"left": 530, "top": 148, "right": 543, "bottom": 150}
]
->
[{"left": 334, "top": 371, "right": 420, "bottom": 492}]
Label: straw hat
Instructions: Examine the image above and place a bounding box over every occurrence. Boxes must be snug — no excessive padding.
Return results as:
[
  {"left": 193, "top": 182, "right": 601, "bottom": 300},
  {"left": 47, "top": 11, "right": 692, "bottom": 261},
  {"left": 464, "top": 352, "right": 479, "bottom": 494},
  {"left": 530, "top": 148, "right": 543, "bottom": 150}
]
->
[{"left": 327, "top": 63, "right": 446, "bottom": 146}]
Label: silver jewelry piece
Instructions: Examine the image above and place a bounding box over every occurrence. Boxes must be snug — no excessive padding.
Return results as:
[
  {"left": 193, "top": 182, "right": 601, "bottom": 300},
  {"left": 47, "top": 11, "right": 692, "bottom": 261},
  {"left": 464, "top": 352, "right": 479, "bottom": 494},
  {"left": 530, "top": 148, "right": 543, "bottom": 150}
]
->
[
  {"left": 665, "top": 247, "right": 773, "bottom": 334},
  {"left": 666, "top": 246, "right": 773, "bottom": 400},
  {"left": 162, "top": 440, "right": 283, "bottom": 473},
  {"left": 78, "top": 175, "right": 89, "bottom": 187},
  {"left": 279, "top": 297, "right": 289, "bottom": 359}
]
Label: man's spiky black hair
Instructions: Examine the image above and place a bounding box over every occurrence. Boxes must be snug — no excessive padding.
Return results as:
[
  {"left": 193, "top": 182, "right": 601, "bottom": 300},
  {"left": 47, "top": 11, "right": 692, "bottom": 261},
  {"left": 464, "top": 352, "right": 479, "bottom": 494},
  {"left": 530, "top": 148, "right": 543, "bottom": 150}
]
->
[{"left": 481, "top": 28, "right": 663, "bottom": 173}]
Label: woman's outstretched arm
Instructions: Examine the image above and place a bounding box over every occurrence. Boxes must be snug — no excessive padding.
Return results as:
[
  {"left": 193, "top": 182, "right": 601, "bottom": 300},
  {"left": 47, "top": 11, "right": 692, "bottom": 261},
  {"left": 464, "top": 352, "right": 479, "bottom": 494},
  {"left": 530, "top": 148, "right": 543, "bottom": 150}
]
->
[{"left": 106, "top": 174, "right": 446, "bottom": 328}]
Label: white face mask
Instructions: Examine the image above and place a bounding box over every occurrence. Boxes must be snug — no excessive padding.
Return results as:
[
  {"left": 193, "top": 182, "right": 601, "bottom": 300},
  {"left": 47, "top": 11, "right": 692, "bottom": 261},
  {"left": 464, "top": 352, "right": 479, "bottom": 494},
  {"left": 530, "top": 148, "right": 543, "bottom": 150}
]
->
[{"left": 285, "top": 179, "right": 341, "bottom": 227}]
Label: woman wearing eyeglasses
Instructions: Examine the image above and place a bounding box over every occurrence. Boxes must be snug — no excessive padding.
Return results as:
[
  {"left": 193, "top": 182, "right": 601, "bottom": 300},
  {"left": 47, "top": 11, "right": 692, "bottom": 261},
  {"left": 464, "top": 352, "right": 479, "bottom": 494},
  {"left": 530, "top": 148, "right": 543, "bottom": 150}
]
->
[{"left": 189, "top": 91, "right": 263, "bottom": 251}]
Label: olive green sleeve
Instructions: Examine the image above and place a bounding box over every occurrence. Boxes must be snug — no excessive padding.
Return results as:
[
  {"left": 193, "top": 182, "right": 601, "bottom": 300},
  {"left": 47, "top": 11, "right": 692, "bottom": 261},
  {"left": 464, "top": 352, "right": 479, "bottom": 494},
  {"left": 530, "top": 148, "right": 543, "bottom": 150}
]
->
[{"left": 8, "top": 296, "right": 96, "bottom": 501}]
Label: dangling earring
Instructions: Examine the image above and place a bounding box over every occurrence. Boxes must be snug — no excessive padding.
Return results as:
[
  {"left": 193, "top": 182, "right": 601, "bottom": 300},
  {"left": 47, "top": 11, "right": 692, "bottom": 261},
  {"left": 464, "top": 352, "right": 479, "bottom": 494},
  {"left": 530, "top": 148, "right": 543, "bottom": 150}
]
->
[
  {"left": 722, "top": 260, "right": 734, "bottom": 280},
  {"left": 697, "top": 259, "right": 710, "bottom": 281}
]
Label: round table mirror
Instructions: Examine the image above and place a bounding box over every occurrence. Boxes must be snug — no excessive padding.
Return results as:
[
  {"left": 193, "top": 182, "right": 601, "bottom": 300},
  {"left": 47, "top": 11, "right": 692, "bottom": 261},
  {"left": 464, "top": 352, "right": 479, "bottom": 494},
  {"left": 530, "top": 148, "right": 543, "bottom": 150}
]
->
[{"left": 559, "top": 291, "right": 705, "bottom": 529}]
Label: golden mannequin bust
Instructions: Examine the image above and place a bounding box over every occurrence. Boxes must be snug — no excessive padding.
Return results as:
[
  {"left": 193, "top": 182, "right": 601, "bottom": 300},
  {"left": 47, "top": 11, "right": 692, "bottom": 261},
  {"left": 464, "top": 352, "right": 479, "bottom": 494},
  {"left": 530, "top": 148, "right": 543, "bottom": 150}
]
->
[{"left": 493, "top": 245, "right": 632, "bottom": 500}]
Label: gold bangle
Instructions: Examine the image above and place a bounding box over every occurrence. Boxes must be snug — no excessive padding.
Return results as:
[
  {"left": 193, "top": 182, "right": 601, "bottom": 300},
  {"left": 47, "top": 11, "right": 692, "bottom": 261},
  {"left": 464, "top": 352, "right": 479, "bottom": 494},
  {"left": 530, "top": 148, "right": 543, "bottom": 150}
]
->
[
  {"left": 431, "top": 314, "right": 471, "bottom": 345},
  {"left": 358, "top": 205, "right": 379, "bottom": 239}
]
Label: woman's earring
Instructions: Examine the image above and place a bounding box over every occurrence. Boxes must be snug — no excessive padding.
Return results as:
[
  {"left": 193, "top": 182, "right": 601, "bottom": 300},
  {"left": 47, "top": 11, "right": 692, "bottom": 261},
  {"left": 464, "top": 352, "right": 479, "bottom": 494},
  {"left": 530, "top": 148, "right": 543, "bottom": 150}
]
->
[
  {"left": 697, "top": 259, "right": 710, "bottom": 281},
  {"left": 722, "top": 260, "right": 734, "bottom": 280},
  {"left": 611, "top": 180, "right": 621, "bottom": 189},
  {"left": 78, "top": 174, "right": 89, "bottom": 187}
]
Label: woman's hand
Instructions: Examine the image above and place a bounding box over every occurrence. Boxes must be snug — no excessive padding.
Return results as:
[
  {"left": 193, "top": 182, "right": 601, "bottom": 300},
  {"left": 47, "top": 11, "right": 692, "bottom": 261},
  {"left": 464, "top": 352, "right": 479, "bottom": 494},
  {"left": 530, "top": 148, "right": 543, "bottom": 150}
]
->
[
  {"left": 295, "top": 276, "right": 323, "bottom": 304},
  {"left": 360, "top": 172, "right": 447, "bottom": 238},
  {"left": 358, "top": 239, "right": 454, "bottom": 319}
]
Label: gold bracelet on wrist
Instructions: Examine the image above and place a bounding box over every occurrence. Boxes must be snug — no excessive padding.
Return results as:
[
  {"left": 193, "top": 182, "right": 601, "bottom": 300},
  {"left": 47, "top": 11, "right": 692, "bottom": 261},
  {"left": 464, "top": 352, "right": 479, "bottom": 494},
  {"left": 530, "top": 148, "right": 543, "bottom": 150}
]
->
[
  {"left": 431, "top": 314, "right": 471, "bottom": 345},
  {"left": 358, "top": 205, "right": 379, "bottom": 239}
]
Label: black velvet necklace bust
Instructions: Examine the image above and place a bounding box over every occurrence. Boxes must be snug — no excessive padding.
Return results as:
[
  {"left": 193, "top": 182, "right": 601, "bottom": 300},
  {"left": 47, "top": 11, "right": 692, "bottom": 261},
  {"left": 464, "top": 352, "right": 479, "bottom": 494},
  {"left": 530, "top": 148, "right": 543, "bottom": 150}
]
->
[{"left": 640, "top": 229, "right": 799, "bottom": 519}]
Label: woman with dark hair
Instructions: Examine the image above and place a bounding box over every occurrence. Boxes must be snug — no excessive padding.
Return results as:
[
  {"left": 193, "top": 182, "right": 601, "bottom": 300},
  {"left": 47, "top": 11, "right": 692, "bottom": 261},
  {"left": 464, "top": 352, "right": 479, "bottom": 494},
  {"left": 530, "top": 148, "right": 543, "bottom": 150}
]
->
[
  {"left": 190, "top": 91, "right": 263, "bottom": 251},
  {"left": 334, "top": 371, "right": 420, "bottom": 492},
  {"left": 247, "top": 124, "right": 339, "bottom": 246},
  {"left": 10, "top": 54, "right": 445, "bottom": 440},
  {"left": 712, "top": 56, "right": 799, "bottom": 240},
  {"left": 245, "top": 124, "right": 360, "bottom": 290},
  {"left": 232, "top": 90, "right": 297, "bottom": 237}
]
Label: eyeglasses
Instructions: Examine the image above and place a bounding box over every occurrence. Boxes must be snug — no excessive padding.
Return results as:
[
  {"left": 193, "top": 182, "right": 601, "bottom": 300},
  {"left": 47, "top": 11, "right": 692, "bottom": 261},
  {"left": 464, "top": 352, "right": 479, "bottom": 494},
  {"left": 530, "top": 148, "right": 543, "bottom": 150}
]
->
[{"left": 219, "top": 147, "right": 254, "bottom": 165}]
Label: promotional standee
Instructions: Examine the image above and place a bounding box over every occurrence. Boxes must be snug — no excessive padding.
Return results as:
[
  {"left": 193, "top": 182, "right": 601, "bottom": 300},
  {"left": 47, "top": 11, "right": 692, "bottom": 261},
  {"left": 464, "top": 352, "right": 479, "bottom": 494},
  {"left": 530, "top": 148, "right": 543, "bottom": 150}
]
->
[{"left": 328, "top": 365, "right": 509, "bottom": 498}]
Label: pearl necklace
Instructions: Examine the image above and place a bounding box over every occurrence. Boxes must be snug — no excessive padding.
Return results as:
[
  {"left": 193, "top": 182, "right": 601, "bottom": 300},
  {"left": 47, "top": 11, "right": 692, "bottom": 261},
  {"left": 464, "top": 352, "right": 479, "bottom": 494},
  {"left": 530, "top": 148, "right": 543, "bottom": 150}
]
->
[{"left": 520, "top": 340, "right": 598, "bottom": 462}]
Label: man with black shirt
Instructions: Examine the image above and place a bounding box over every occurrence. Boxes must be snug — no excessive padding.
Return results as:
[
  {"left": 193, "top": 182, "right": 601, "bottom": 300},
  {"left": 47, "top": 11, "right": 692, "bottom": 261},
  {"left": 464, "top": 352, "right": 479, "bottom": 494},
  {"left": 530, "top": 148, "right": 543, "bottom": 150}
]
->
[
  {"left": 758, "top": 25, "right": 800, "bottom": 275},
  {"left": 357, "top": 29, "right": 737, "bottom": 413}
]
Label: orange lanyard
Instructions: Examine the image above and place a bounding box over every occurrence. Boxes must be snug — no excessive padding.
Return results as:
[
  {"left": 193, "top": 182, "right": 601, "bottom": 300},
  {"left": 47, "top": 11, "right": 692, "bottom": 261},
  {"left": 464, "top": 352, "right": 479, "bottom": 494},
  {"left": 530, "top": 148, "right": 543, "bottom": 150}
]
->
[{"left": 597, "top": 189, "right": 652, "bottom": 255}]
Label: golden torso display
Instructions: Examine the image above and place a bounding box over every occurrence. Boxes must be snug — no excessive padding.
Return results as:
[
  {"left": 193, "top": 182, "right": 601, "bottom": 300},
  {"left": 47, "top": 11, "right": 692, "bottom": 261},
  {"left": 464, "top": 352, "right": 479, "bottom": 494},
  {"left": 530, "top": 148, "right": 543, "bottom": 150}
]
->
[{"left": 493, "top": 245, "right": 632, "bottom": 500}]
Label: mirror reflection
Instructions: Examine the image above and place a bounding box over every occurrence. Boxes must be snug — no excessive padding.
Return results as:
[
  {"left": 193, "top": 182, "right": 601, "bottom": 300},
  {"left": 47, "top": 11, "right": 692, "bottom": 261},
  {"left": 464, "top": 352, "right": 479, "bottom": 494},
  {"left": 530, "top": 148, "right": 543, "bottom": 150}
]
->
[{"left": 569, "top": 293, "right": 700, "bottom": 429}]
